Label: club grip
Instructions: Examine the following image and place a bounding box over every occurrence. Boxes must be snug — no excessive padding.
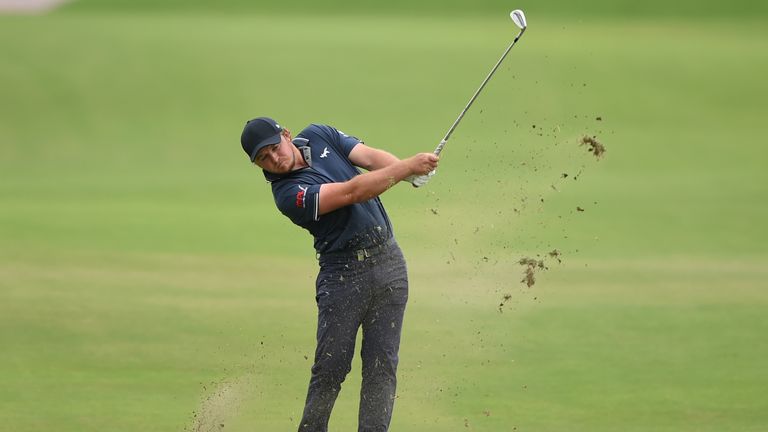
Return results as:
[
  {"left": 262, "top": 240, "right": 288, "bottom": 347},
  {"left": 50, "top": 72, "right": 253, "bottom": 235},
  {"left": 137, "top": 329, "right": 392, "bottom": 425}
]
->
[{"left": 433, "top": 139, "right": 447, "bottom": 156}]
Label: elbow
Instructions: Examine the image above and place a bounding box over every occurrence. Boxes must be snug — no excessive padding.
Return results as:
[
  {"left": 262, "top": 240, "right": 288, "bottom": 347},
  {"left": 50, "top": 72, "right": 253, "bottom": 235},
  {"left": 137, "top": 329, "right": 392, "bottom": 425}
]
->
[
  {"left": 336, "top": 182, "right": 363, "bottom": 206},
  {"left": 358, "top": 161, "right": 374, "bottom": 171},
  {"left": 345, "top": 179, "right": 378, "bottom": 204},
  {"left": 343, "top": 172, "right": 396, "bottom": 205},
  {"left": 346, "top": 189, "right": 371, "bottom": 205}
]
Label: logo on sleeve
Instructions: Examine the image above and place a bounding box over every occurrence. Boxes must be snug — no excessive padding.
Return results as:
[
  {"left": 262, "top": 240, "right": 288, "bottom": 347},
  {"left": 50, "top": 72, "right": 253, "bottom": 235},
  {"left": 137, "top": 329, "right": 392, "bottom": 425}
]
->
[
  {"left": 296, "top": 185, "right": 308, "bottom": 208},
  {"left": 320, "top": 147, "right": 330, "bottom": 158}
]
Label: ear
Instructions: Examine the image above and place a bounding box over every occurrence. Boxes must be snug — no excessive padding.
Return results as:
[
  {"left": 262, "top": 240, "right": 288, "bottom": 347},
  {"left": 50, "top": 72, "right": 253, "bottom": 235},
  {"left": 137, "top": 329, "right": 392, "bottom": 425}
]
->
[{"left": 282, "top": 128, "right": 292, "bottom": 140}]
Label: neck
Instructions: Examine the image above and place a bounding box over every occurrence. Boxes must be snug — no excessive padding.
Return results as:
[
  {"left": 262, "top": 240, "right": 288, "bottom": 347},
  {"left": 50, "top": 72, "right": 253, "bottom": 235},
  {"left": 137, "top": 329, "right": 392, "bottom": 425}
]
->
[{"left": 291, "top": 146, "right": 308, "bottom": 170}]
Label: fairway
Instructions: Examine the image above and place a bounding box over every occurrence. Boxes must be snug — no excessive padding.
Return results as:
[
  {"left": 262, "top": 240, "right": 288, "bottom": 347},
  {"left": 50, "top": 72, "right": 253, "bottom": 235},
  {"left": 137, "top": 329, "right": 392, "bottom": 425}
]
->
[{"left": 1, "top": 3, "right": 767, "bottom": 431}]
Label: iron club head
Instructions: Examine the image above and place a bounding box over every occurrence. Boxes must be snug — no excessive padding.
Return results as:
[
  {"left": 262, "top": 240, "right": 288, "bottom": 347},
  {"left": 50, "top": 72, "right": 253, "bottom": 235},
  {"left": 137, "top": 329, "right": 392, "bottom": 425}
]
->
[{"left": 510, "top": 9, "right": 527, "bottom": 29}]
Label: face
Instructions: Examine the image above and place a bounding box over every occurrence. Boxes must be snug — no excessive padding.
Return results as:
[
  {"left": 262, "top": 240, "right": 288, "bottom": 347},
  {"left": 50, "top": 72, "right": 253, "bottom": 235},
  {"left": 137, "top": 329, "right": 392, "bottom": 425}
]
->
[{"left": 253, "top": 130, "right": 296, "bottom": 174}]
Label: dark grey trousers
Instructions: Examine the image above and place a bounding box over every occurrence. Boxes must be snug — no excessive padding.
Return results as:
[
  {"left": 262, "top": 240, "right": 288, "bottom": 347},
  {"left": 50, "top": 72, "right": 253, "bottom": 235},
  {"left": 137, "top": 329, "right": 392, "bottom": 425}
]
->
[{"left": 298, "top": 241, "right": 408, "bottom": 432}]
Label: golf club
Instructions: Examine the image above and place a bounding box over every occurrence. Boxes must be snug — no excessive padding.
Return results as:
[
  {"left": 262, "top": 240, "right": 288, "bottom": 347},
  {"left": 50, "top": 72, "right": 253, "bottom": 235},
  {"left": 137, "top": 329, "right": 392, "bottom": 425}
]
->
[{"left": 433, "top": 9, "right": 528, "bottom": 156}]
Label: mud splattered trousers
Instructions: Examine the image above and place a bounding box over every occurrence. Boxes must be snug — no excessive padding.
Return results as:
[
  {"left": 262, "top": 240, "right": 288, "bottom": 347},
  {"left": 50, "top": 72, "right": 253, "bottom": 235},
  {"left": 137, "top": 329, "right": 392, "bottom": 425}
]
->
[{"left": 298, "top": 239, "right": 408, "bottom": 432}]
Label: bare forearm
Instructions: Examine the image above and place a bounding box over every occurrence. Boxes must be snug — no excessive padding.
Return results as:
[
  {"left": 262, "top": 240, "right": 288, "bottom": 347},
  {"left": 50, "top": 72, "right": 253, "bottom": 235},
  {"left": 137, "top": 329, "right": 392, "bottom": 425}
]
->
[
  {"left": 365, "top": 149, "right": 400, "bottom": 170},
  {"left": 349, "top": 144, "right": 401, "bottom": 171}
]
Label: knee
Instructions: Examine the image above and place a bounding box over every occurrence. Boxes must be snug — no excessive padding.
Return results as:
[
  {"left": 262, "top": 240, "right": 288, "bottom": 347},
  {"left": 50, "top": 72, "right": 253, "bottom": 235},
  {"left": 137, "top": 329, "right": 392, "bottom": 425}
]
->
[{"left": 310, "top": 356, "right": 353, "bottom": 386}]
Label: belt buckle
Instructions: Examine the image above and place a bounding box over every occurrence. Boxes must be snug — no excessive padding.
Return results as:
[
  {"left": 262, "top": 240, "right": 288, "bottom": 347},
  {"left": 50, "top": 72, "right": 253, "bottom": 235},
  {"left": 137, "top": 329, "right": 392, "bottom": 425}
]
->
[{"left": 356, "top": 248, "right": 372, "bottom": 261}]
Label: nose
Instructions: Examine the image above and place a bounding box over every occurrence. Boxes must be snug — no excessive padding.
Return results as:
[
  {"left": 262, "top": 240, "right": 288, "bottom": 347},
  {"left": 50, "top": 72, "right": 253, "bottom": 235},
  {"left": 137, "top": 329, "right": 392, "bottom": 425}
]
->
[{"left": 267, "top": 149, "right": 280, "bottom": 164}]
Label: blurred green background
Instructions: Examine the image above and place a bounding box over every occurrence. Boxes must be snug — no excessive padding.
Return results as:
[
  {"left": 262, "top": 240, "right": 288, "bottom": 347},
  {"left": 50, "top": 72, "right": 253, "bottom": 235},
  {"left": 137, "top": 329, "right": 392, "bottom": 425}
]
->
[{"left": 1, "top": 0, "right": 767, "bottom": 431}]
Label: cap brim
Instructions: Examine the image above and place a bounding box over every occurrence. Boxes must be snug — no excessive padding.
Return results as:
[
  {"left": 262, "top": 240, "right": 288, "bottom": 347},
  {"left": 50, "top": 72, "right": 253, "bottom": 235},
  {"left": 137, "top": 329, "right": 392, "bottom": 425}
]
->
[{"left": 249, "top": 132, "right": 282, "bottom": 162}]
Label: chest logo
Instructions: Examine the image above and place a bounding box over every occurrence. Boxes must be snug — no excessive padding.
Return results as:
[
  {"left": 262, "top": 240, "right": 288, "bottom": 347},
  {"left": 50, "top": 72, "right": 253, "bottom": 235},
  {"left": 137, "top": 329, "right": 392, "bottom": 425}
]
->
[{"left": 320, "top": 147, "right": 330, "bottom": 158}]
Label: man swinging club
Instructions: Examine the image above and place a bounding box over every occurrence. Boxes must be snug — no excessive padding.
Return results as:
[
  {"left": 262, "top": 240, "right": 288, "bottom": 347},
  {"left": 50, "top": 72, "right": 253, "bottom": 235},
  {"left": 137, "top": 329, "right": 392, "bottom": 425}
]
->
[{"left": 240, "top": 117, "right": 438, "bottom": 432}]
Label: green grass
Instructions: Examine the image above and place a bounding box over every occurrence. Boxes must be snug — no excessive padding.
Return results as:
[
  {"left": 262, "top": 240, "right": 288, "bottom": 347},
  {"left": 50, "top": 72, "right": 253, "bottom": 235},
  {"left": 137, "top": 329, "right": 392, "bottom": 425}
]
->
[
  {"left": 1, "top": 7, "right": 767, "bottom": 432},
  {"left": 62, "top": 0, "right": 768, "bottom": 18}
]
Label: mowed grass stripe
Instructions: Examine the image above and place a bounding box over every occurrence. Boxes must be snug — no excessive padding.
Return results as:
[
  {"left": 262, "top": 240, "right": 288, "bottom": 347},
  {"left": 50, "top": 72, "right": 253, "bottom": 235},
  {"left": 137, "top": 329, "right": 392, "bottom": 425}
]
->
[{"left": 2, "top": 253, "right": 767, "bottom": 430}]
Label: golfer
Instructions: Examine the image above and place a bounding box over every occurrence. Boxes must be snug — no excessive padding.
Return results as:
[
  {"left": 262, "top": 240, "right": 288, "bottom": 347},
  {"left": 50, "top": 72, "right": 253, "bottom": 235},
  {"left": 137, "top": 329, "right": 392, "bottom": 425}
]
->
[{"left": 240, "top": 117, "right": 438, "bottom": 432}]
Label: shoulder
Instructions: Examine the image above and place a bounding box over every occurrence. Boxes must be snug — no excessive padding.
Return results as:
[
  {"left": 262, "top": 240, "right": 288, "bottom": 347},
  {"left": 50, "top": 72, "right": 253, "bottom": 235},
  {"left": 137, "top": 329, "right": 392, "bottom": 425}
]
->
[
  {"left": 298, "top": 124, "right": 337, "bottom": 143},
  {"left": 298, "top": 123, "right": 361, "bottom": 156}
]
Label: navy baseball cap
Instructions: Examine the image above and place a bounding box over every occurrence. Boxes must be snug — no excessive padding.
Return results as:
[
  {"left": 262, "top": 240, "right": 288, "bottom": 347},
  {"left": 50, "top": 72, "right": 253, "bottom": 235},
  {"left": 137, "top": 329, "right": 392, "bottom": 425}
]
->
[{"left": 241, "top": 117, "right": 283, "bottom": 162}]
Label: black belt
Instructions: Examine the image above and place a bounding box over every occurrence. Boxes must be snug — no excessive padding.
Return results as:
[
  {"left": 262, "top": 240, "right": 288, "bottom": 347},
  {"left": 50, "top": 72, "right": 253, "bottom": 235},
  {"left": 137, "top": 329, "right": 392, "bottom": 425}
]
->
[{"left": 318, "top": 237, "right": 396, "bottom": 262}]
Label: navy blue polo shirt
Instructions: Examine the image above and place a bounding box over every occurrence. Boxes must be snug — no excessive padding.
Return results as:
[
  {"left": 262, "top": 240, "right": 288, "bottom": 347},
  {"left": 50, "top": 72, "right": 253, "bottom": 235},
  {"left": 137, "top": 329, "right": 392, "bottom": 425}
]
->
[{"left": 263, "top": 124, "right": 393, "bottom": 254}]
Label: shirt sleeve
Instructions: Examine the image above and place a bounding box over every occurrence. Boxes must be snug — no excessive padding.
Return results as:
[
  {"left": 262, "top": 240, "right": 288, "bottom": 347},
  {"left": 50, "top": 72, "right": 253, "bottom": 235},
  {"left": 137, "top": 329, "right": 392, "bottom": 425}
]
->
[
  {"left": 274, "top": 181, "right": 322, "bottom": 224},
  {"left": 313, "top": 124, "right": 361, "bottom": 157},
  {"left": 335, "top": 127, "right": 362, "bottom": 156}
]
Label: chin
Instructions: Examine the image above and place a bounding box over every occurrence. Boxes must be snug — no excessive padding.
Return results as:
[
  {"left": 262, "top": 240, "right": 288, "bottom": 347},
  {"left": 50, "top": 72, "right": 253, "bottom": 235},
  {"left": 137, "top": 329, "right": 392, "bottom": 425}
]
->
[{"left": 274, "top": 162, "right": 291, "bottom": 174}]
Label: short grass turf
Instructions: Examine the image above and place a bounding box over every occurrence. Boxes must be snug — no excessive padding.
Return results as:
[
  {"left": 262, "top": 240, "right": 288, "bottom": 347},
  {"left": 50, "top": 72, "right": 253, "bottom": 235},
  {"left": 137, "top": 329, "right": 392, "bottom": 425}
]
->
[{"left": 1, "top": 8, "right": 767, "bottom": 432}]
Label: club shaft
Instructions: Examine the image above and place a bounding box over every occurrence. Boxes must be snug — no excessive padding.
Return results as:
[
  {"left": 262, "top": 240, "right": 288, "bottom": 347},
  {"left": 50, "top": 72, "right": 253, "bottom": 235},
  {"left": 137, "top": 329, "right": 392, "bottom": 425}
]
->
[{"left": 434, "top": 27, "right": 526, "bottom": 156}]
